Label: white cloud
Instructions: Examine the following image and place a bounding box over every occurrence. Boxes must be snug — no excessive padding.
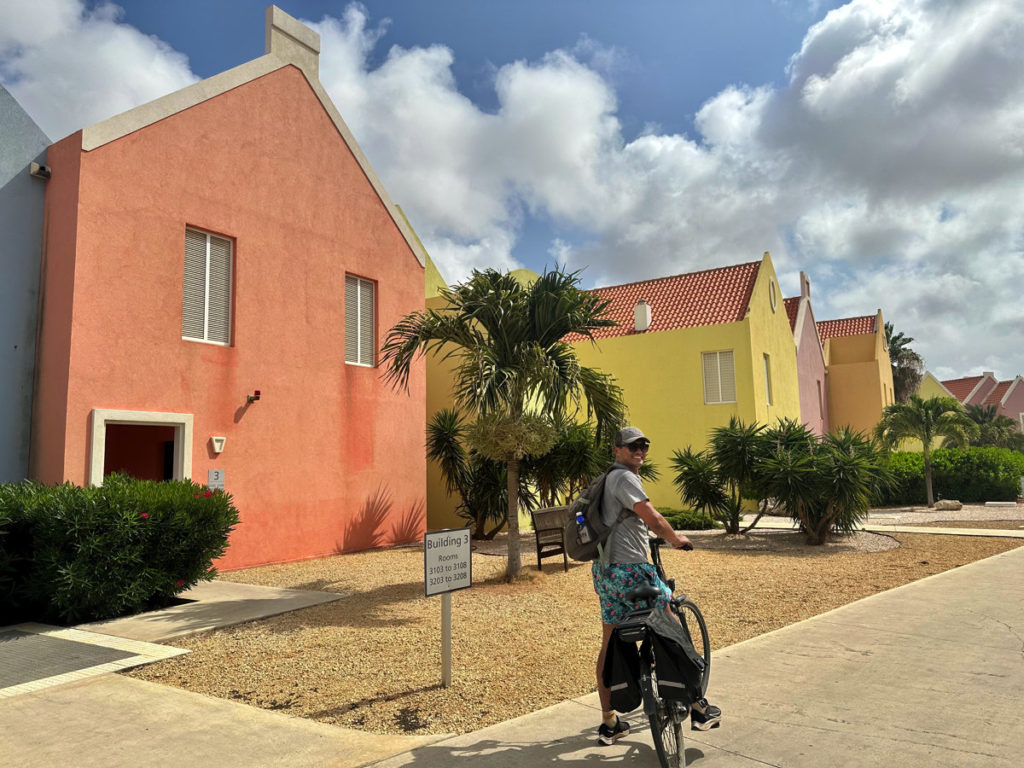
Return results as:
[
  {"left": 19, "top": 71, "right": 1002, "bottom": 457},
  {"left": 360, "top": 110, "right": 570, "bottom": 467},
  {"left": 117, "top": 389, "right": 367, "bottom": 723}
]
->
[
  {"left": 3, "top": 0, "right": 1023, "bottom": 378},
  {"left": 0, "top": 0, "right": 196, "bottom": 141}
]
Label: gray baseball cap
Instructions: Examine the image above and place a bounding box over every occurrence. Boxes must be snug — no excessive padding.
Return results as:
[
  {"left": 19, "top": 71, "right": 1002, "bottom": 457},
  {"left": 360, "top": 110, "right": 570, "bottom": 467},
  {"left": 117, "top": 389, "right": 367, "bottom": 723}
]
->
[{"left": 615, "top": 426, "right": 648, "bottom": 446}]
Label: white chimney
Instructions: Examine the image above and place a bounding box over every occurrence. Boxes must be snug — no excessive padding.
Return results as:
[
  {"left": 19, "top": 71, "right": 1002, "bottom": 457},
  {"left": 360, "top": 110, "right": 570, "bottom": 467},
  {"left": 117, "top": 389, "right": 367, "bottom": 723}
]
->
[{"left": 634, "top": 299, "right": 652, "bottom": 332}]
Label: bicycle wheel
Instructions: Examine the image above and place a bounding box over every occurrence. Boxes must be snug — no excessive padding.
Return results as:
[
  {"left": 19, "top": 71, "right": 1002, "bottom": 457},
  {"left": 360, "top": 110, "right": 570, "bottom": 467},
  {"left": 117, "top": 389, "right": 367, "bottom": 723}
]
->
[
  {"left": 673, "top": 598, "right": 711, "bottom": 698},
  {"left": 648, "top": 695, "right": 686, "bottom": 768}
]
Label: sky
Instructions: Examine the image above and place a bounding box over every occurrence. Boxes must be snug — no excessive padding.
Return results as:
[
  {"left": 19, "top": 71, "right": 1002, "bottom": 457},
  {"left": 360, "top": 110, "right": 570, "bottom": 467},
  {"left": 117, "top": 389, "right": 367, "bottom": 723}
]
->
[{"left": 2, "top": 0, "right": 1023, "bottom": 382}]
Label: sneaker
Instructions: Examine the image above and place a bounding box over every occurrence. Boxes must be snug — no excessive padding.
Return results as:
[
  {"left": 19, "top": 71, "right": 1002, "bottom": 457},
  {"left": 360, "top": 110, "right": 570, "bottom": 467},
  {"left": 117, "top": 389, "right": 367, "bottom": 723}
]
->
[
  {"left": 690, "top": 698, "right": 722, "bottom": 731},
  {"left": 598, "top": 716, "right": 631, "bottom": 745}
]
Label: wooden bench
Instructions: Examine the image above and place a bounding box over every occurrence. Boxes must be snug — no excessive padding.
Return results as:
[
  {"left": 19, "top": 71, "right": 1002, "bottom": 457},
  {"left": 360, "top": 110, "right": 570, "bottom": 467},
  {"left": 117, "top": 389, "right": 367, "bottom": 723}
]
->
[{"left": 531, "top": 505, "right": 571, "bottom": 572}]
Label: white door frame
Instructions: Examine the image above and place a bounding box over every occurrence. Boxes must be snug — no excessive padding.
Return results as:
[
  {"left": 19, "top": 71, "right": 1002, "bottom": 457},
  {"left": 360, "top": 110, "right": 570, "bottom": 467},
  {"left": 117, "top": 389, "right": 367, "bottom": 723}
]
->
[{"left": 89, "top": 408, "right": 193, "bottom": 486}]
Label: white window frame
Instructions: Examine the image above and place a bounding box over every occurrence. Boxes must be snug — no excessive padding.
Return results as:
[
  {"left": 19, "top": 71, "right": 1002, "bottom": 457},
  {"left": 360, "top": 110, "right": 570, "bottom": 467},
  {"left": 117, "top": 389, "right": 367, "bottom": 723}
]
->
[
  {"left": 182, "top": 227, "right": 233, "bottom": 346},
  {"left": 702, "top": 350, "right": 737, "bottom": 405},
  {"left": 89, "top": 409, "right": 193, "bottom": 486},
  {"left": 345, "top": 274, "right": 376, "bottom": 367},
  {"left": 763, "top": 353, "right": 772, "bottom": 405}
]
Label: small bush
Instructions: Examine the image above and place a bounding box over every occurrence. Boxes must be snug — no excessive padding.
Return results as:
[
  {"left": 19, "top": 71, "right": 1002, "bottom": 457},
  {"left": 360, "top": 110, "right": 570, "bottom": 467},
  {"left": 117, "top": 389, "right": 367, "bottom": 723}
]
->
[
  {"left": 661, "top": 508, "right": 719, "bottom": 530},
  {"left": 875, "top": 447, "right": 1024, "bottom": 505},
  {"left": 0, "top": 474, "right": 239, "bottom": 624}
]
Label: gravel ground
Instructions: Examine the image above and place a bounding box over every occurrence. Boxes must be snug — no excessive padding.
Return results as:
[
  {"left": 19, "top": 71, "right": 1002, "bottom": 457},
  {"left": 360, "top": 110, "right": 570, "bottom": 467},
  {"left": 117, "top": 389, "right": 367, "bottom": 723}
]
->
[{"left": 126, "top": 512, "right": 1023, "bottom": 737}]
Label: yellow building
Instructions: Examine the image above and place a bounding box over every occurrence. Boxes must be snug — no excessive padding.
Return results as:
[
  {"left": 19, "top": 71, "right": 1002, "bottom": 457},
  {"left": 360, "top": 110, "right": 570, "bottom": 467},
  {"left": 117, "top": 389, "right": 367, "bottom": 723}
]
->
[
  {"left": 568, "top": 252, "right": 801, "bottom": 508},
  {"left": 816, "top": 311, "right": 895, "bottom": 436}
]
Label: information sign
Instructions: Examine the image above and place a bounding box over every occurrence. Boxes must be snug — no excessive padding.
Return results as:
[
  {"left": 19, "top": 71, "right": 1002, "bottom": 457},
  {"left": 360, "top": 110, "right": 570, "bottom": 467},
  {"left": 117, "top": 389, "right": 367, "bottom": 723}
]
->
[
  {"left": 424, "top": 527, "right": 472, "bottom": 597},
  {"left": 208, "top": 469, "right": 225, "bottom": 491}
]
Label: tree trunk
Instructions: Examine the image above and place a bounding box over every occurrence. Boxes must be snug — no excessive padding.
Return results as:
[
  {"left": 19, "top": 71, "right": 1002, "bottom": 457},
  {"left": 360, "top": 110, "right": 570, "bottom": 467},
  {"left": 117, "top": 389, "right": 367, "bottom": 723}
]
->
[
  {"left": 923, "top": 446, "right": 934, "bottom": 508},
  {"left": 504, "top": 457, "right": 522, "bottom": 581}
]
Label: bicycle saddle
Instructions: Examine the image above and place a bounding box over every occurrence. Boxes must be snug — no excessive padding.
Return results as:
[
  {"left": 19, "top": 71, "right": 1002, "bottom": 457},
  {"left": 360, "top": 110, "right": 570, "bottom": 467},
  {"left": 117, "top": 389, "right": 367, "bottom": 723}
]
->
[{"left": 624, "top": 583, "right": 663, "bottom": 603}]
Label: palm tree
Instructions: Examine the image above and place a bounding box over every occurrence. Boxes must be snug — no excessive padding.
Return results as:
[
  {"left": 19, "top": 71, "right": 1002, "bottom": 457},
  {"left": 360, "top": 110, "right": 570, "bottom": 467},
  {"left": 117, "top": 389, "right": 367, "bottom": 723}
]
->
[
  {"left": 884, "top": 322, "right": 924, "bottom": 402},
  {"left": 874, "top": 395, "right": 978, "bottom": 506},
  {"left": 951, "top": 404, "right": 1024, "bottom": 451},
  {"left": 381, "top": 267, "right": 625, "bottom": 580},
  {"left": 760, "top": 427, "right": 890, "bottom": 544},
  {"left": 670, "top": 417, "right": 765, "bottom": 534}
]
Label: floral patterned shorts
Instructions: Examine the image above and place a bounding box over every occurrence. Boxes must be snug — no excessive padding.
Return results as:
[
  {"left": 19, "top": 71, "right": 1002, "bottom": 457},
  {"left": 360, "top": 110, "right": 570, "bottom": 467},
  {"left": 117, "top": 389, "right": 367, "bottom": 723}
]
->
[{"left": 592, "top": 561, "right": 672, "bottom": 625}]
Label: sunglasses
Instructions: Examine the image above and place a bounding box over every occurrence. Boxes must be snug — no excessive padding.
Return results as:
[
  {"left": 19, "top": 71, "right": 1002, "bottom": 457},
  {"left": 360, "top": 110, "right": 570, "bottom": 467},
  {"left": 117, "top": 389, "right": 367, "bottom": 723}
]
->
[{"left": 624, "top": 441, "right": 650, "bottom": 452}]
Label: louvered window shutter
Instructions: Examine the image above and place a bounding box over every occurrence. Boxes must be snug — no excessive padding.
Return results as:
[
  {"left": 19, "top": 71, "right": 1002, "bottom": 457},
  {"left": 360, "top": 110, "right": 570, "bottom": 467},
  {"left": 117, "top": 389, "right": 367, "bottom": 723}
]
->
[
  {"left": 182, "top": 228, "right": 232, "bottom": 345},
  {"left": 206, "top": 235, "right": 232, "bottom": 344},
  {"left": 182, "top": 230, "right": 207, "bottom": 340},
  {"left": 345, "top": 276, "right": 359, "bottom": 363},
  {"left": 358, "top": 279, "right": 374, "bottom": 366},
  {"left": 345, "top": 275, "right": 375, "bottom": 366},
  {"left": 702, "top": 350, "right": 736, "bottom": 404},
  {"left": 719, "top": 350, "right": 736, "bottom": 402},
  {"left": 702, "top": 352, "right": 721, "bottom": 404}
]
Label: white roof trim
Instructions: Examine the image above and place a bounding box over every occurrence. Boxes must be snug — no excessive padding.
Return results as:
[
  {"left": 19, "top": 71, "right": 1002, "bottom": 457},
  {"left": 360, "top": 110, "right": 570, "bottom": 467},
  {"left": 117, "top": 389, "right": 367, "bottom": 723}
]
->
[
  {"left": 964, "top": 373, "right": 996, "bottom": 404},
  {"left": 77, "top": 5, "right": 426, "bottom": 269},
  {"left": 998, "top": 375, "right": 1023, "bottom": 407}
]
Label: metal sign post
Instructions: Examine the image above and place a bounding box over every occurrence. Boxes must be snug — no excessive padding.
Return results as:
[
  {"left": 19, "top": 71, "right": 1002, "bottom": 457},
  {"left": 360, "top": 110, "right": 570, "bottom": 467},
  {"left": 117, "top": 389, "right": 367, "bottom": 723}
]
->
[{"left": 424, "top": 527, "right": 472, "bottom": 688}]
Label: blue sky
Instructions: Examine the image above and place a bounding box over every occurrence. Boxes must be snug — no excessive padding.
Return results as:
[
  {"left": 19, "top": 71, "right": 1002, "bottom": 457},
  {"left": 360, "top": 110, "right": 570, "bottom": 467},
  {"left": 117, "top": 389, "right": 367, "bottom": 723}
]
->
[{"left": 2, "top": 0, "right": 1023, "bottom": 381}]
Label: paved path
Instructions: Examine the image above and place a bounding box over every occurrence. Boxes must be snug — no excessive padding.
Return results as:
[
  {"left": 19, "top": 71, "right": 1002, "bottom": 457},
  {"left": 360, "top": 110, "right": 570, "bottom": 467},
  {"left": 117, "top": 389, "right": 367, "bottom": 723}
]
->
[
  {"left": 370, "top": 545, "right": 1024, "bottom": 767},
  {"left": 2, "top": 531, "right": 1021, "bottom": 767}
]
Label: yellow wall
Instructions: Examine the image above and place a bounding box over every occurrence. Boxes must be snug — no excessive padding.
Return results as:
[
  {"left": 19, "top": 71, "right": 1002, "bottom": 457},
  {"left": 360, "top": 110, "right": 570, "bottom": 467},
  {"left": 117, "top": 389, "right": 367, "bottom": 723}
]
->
[
  {"left": 824, "top": 311, "right": 895, "bottom": 436},
  {"left": 745, "top": 253, "right": 802, "bottom": 427}
]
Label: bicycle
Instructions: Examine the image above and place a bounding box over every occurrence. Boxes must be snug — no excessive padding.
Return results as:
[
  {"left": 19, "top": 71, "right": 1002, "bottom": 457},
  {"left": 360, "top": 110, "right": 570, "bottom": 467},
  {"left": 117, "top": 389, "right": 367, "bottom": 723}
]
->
[{"left": 615, "top": 536, "right": 711, "bottom": 768}]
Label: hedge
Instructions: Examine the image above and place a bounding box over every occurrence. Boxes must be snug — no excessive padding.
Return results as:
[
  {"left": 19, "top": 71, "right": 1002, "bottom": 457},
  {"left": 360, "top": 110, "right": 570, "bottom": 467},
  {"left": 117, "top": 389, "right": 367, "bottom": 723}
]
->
[
  {"left": 875, "top": 447, "right": 1024, "bottom": 506},
  {"left": 0, "top": 474, "right": 239, "bottom": 625},
  {"left": 661, "top": 508, "right": 720, "bottom": 531}
]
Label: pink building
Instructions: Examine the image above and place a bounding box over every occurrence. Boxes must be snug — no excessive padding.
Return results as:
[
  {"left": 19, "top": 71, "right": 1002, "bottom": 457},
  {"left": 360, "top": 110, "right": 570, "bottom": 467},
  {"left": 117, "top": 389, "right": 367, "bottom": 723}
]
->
[
  {"left": 941, "top": 372, "right": 1024, "bottom": 431},
  {"left": 30, "top": 8, "right": 428, "bottom": 570},
  {"left": 783, "top": 272, "right": 829, "bottom": 435}
]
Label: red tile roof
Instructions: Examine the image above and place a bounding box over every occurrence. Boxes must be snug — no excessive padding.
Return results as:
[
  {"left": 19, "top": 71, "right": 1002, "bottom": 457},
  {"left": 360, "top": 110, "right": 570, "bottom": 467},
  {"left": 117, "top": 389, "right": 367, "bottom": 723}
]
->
[
  {"left": 816, "top": 315, "right": 876, "bottom": 344},
  {"left": 982, "top": 380, "right": 1011, "bottom": 406},
  {"left": 783, "top": 297, "right": 800, "bottom": 331},
  {"left": 941, "top": 375, "right": 985, "bottom": 402},
  {"left": 567, "top": 261, "right": 761, "bottom": 340}
]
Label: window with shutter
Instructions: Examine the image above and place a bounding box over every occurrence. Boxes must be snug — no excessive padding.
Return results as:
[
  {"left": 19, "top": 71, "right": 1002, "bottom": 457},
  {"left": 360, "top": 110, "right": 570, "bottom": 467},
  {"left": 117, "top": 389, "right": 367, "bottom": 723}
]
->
[
  {"left": 182, "top": 227, "right": 232, "bottom": 345},
  {"left": 763, "top": 353, "right": 772, "bottom": 405},
  {"left": 702, "top": 350, "right": 736, "bottom": 404},
  {"left": 345, "top": 274, "right": 375, "bottom": 366}
]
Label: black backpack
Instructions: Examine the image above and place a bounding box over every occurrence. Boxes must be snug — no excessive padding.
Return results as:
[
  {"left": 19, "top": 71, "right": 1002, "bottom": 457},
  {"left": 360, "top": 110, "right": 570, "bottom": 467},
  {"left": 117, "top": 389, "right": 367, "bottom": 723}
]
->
[{"left": 562, "top": 466, "right": 631, "bottom": 562}]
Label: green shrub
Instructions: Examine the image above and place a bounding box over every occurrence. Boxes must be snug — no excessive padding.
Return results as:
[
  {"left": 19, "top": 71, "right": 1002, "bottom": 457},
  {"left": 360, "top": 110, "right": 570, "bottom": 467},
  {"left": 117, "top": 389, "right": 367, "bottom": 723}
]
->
[
  {"left": 661, "top": 508, "right": 719, "bottom": 530},
  {"left": 875, "top": 447, "right": 1024, "bottom": 505},
  {"left": 0, "top": 474, "right": 239, "bottom": 624}
]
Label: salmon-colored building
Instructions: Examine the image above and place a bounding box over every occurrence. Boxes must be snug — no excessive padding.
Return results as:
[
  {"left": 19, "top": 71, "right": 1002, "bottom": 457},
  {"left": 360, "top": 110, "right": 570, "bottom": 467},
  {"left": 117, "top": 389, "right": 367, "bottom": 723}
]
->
[
  {"left": 936, "top": 371, "right": 1024, "bottom": 431},
  {"left": 30, "top": 7, "right": 428, "bottom": 569}
]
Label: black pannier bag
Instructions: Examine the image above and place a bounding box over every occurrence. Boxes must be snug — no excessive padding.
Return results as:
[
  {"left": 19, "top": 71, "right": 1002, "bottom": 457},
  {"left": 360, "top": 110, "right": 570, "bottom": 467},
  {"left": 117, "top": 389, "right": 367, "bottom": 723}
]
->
[
  {"left": 601, "top": 627, "right": 643, "bottom": 712},
  {"left": 645, "top": 608, "right": 705, "bottom": 706}
]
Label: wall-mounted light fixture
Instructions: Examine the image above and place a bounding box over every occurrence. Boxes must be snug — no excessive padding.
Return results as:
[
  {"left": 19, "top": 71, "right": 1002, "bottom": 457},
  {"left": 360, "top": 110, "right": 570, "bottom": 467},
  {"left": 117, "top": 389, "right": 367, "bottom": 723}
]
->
[
  {"left": 29, "top": 162, "right": 51, "bottom": 180},
  {"left": 210, "top": 436, "right": 226, "bottom": 454},
  {"left": 247, "top": 390, "right": 261, "bottom": 403}
]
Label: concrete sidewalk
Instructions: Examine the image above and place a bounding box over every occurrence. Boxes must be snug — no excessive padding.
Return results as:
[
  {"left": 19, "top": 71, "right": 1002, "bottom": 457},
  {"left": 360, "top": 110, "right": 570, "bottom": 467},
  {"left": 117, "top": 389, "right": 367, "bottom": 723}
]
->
[
  {"left": 370, "top": 544, "right": 1024, "bottom": 768},
  {"left": 2, "top": 538, "right": 1022, "bottom": 767}
]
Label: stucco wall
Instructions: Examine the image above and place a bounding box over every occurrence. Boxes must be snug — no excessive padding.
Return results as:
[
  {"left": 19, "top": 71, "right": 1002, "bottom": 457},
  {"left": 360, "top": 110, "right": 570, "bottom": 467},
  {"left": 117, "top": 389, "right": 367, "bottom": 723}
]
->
[
  {"left": 572, "top": 320, "right": 755, "bottom": 508},
  {"left": 794, "top": 303, "right": 828, "bottom": 435},
  {"left": 33, "top": 67, "right": 426, "bottom": 569},
  {"left": 0, "top": 86, "right": 50, "bottom": 481},
  {"left": 744, "top": 255, "right": 801, "bottom": 429}
]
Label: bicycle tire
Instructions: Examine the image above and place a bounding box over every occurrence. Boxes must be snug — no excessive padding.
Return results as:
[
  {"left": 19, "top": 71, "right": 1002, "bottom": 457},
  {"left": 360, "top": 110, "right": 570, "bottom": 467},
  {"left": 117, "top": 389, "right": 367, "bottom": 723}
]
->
[
  {"left": 648, "top": 695, "right": 686, "bottom": 768},
  {"left": 673, "top": 598, "right": 711, "bottom": 698}
]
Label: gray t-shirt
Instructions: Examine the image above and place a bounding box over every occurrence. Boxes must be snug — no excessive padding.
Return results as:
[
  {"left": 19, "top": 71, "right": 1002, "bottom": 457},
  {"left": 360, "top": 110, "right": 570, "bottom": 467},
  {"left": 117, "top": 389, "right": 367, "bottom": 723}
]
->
[{"left": 600, "top": 463, "right": 652, "bottom": 564}]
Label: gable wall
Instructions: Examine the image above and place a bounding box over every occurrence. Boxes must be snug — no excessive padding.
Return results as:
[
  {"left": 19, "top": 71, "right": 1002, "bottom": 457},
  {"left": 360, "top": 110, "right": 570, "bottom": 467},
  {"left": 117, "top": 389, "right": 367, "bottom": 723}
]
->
[{"left": 36, "top": 67, "right": 425, "bottom": 569}]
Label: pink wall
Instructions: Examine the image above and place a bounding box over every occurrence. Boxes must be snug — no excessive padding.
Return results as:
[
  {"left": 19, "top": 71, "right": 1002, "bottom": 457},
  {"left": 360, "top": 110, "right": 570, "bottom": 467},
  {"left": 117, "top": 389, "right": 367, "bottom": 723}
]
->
[
  {"left": 34, "top": 67, "right": 426, "bottom": 569},
  {"left": 793, "top": 299, "right": 829, "bottom": 436},
  {"left": 997, "top": 380, "right": 1024, "bottom": 429},
  {"left": 31, "top": 135, "right": 81, "bottom": 485}
]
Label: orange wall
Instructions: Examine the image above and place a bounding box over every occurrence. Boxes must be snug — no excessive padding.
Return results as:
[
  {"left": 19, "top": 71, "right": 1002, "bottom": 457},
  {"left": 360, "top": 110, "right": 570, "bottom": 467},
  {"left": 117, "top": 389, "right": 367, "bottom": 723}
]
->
[
  {"left": 34, "top": 67, "right": 426, "bottom": 569},
  {"left": 31, "top": 134, "right": 82, "bottom": 485}
]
